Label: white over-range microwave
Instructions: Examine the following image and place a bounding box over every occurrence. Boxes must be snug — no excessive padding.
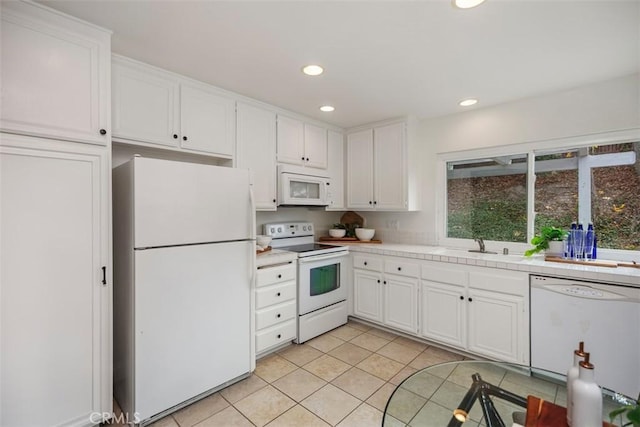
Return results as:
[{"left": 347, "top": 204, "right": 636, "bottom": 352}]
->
[{"left": 278, "top": 165, "right": 330, "bottom": 207}]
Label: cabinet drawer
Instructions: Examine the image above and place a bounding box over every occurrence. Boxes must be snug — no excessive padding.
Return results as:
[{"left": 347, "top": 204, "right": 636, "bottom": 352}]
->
[
  {"left": 256, "top": 301, "right": 297, "bottom": 330},
  {"left": 353, "top": 255, "right": 383, "bottom": 271},
  {"left": 256, "top": 282, "right": 296, "bottom": 309},
  {"left": 256, "top": 320, "right": 296, "bottom": 352},
  {"left": 256, "top": 263, "right": 296, "bottom": 288},
  {"left": 421, "top": 261, "right": 468, "bottom": 286},
  {"left": 384, "top": 259, "right": 419, "bottom": 277}
]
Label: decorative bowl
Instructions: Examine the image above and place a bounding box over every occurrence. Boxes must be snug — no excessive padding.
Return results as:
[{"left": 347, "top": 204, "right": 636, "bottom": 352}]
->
[
  {"left": 256, "top": 235, "right": 272, "bottom": 247},
  {"left": 329, "top": 229, "right": 347, "bottom": 238},
  {"left": 355, "top": 228, "right": 375, "bottom": 241}
]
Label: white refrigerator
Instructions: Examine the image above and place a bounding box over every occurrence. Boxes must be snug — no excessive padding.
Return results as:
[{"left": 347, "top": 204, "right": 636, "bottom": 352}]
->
[{"left": 112, "top": 157, "right": 255, "bottom": 424}]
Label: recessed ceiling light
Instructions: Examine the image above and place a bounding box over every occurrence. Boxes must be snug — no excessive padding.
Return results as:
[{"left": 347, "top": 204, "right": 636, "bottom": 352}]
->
[
  {"left": 302, "top": 65, "right": 324, "bottom": 76},
  {"left": 320, "top": 105, "right": 335, "bottom": 112},
  {"left": 453, "top": 0, "right": 486, "bottom": 9},
  {"left": 459, "top": 98, "right": 478, "bottom": 107}
]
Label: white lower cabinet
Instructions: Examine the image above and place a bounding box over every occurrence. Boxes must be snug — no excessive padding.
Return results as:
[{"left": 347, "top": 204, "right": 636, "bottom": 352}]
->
[
  {"left": 421, "top": 280, "right": 466, "bottom": 348},
  {"left": 255, "top": 262, "right": 297, "bottom": 356},
  {"left": 420, "top": 262, "right": 529, "bottom": 364},
  {"left": 352, "top": 255, "right": 419, "bottom": 334},
  {"left": 0, "top": 134, "right": 111, "bottom": 427}
]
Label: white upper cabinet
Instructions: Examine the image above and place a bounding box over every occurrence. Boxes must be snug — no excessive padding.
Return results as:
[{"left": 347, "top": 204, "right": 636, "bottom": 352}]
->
[
  {"left": 326, "top": 129, "right": 345, "bottom": 210},
  {"left": 236, "top": 102, "right": 277, "bottom": 210},
  {"left": 346, "top": 118, "right": 420, "bottom": 211},
  {"left": 277, "top": 115, "right": 327, "bottom": 169},
  {"left": 179, "top": 83, "right": 235, "bottom": 156},
  {"left": 346, "top": 129, "right": 375, "bottom": 209},
  {"left": 112, "top": 56, "right": 235, "bottom": 158},
  {"left": 0, "top": 1, "right": 111, "bottom": 145},
  {"left": 112, "top": 59, "right": 180, "bottom": 147}
]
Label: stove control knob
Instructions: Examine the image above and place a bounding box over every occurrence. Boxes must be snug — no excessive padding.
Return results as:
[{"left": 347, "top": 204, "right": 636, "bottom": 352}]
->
[
  {"left": 308, "top": 225, "right": 313, "bottom": 231},
  {"left": 270, "top": 227, "right": 275, "bottom": 234},
  {"left": 302, "top": 226, "right": 307, "bottom": 231},
  {"left": 277, "top": 227, "right": 282, "bottom": 233}
]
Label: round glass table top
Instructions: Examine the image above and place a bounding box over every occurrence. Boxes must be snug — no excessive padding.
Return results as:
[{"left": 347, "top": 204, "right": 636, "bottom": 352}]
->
[{"left": 383, "top": 360, "right": 634, "bottom": 427}]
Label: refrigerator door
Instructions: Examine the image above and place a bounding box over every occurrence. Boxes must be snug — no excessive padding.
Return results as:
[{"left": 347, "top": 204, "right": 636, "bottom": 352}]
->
[
  {"left": 134, "top": 241, "right": 252, "bottom": 421},
  {"left": 133, "top": 157, "right": 252, "bottom": 248}
]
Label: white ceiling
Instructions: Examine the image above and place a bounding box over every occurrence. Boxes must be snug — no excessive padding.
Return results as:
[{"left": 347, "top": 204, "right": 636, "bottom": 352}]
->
[{"left": 40, "top": 0, "right": 640, "bottom": 129}]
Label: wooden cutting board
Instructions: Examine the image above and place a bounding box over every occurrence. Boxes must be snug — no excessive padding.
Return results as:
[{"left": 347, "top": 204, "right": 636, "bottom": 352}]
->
[
  {"left": 544, "top": 256, "right": 618, "bottom": 268},
  {"left": 340, "top": 211, "right": 364, "bottom": 227},
  {"left": 319, "top": 237, "right": 382, "bottom": 244}
]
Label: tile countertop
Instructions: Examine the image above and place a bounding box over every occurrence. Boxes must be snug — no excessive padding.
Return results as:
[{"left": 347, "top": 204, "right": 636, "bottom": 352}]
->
[
  {"left": 333, "top": 243, "right": 640, "bottom": 287},
  {"left": 256, "top": 248, "right": 298, "bottom": 268}
]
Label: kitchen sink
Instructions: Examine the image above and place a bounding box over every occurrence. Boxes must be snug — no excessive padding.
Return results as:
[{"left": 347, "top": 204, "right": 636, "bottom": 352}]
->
[{"left": 429, "top": 248, "right": 524, "bottom": 261}]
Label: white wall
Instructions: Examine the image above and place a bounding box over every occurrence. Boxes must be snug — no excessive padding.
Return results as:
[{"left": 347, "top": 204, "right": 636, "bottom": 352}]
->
[{"left": 362, "top": 73, "right": 640, "bottom": 246}]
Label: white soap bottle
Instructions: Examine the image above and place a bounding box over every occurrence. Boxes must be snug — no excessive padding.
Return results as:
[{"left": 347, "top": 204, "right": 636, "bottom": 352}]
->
[
  {"left": 566, "top": 341, "right": 586, "bottom": 426},
  {"left": 571, "top": 353, "right": 603, "bottom": 427}
]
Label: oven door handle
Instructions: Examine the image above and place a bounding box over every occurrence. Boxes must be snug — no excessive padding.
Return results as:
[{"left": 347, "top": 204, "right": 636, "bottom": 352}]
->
[{"left": 298, "top": 252, "right": 348, "bottom": 264}]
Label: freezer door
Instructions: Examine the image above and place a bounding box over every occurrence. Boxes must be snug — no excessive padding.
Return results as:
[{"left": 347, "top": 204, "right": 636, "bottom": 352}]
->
[
  {"left": 134, "top": 241, "right": 252, "bottom": 421},
  {"left": 133, "top": 157, "right": 252, "bottom": 248}
]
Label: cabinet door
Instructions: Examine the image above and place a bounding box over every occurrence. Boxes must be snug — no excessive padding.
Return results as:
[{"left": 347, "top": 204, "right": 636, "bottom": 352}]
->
[
  {"left": 180, "top": 84, "right": 235, "bottom": 157},
  {"left": 1, "top": 1, "right": 110, "bottom": 145},
  {"left": 236, "top": 103, "right": 277, "bottom": 210},
  {"left": 374, "top": 122, "right": 406, "bottom": 210},
  {"left": 326, "top": 130, "right": 345, "bottom": 210},
  {"left": 303, "top": 123, "right": 327, "bottom": 169},
  {"left": 276, "top": 115, "right": 304, "bottom": 165},
  {"left": 346, "top": 129, "right": 374, "bottom": 209},
  {"left": 421, "top": 281, "right": 466, "bottom": 349},
  {"left": 353, "top": 269, "right": 383, "bottom": 323},
  {"left": 0, "top": 135, "right": 110, "bottom": 426},
  {"left": 112, "top": 59, "right": 180, "bottom": 147},
  {"left": 384, "top": 275, "right": 418, "bottom": 334},
  {"left": 467, "top": 288, "right": 524, "bottom": 363}
]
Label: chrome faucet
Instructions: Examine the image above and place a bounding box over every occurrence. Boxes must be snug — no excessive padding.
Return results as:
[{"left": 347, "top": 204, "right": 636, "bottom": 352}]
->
[{"left": 475, "top": 238, "right": 486, "bottom": 252}]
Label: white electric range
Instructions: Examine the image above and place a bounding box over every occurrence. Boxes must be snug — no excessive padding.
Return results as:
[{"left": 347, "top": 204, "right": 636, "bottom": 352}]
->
[{"left": 264, "top": 222, "right": 349, "bottom": 343}]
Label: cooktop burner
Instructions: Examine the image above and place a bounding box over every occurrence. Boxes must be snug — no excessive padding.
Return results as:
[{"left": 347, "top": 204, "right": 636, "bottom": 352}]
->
[{"left": 278, "top": 243, "right": 341, "bottom": 253}]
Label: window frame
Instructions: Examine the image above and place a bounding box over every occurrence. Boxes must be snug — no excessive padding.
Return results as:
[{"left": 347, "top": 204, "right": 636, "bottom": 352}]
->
[{"left": 436, "top": 128, "right": 640, "bottom": 259}]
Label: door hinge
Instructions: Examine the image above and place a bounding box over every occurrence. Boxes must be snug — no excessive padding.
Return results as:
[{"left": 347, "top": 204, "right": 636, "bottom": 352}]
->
[{"left": 101, "top": 266, "right": 107, "bottom": 286}]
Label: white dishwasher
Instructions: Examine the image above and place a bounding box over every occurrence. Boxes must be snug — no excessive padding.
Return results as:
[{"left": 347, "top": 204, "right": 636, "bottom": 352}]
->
[{"left": 530, "top": 275, "right": 640, "bottom": 398}]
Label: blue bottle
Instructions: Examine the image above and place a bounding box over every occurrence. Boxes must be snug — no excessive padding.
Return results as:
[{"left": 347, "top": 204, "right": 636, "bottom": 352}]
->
[
  {"left": 585, "top": 223, "right": 595, "bottom": 261},
  {"left": 592, "top": 235, "right": 597, "bottom": 260}
]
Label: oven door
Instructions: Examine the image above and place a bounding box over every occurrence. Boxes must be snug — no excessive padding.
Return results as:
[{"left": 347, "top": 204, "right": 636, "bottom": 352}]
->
[{"left": 298, "top": 252, "right": 348, "bottom": 315}]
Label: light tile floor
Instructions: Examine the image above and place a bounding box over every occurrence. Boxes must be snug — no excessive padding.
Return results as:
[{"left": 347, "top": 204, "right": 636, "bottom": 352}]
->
[{"left": 110, "top": 320, "right": 468, "bottom": 427}]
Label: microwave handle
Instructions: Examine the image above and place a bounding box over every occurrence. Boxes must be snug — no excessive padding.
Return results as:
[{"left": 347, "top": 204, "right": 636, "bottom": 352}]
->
[{"left": 298, "top": 252, "right": 348, "bottom": 264}]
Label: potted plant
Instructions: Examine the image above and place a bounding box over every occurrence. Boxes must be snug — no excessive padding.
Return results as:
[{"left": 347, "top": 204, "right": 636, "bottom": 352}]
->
[
  {"left": 524, "top": 226, "right": 567, "bottom": 257},
  {"left": 609, "top": 395, "right": 640, "bottom": 427}
]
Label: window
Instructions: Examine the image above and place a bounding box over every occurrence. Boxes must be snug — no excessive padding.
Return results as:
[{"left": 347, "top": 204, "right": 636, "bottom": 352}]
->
[
  {"left": 447, "top": 155, "right": 528, "bottom": 243},
  {"left": 443, "top": 139, "right": 639, "bottom": 252}
]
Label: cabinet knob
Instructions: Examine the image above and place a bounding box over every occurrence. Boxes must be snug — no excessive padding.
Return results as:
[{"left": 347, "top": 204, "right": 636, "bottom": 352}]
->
[
  {"left": 306, "top": 157, "right": 309, "bottom": 161},
  {"left": 273, "top": 199, "right": 276, "bottom": 203},
  {"left": 377, "top": 279, "right": 381, "bottom": 283},
  {"left": 277, "top": 274, "right": 282, "bottom": 279},
  {"left": 173, "top": 134, "right": 178, "bottom": 139},
  {"left": 183, "top": 136, "right": 188, "bottom": 141},
  {"left": 374, "top": 201, "right": 377, "bottom": 205},
  {"left": 326, "top": 182, "right": 330, "bottom": 186},
  {"left": 277, "top": 313, "right": 281, "bottom": 318},
  {"left": 460, "top": 295, "right": 464, "bottom": 300},
  {"left": 301, "top": 156, "right": 305, "bottom": 160},
  {"left": 364, "top": 261, "right": 368, "bottom": 266},
  {"left": 397, "top": 267, "right": 402, "bottom": 271},
  {"left": 99, "top": 129, "right": 107, "bottom": 135},
  {"left": 468, "top": 297, "right": 473, "bottom": 302},
  {"left": 369, "top": 201, "right": 373, "bottom": 205},
  {"left": 277, "top": 334, "right": 282, "bottom": 339},
  {"left": 383, "top": 281, "right": 387, "bottom": 285},
  {"left": 277, "top": 292, "right": 281, "bottom": 297}
]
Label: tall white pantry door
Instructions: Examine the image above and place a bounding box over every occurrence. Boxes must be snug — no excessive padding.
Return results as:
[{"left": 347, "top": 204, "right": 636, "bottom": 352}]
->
[{"left": 0, "top": 136, "right": 110, "bottom": 427}]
